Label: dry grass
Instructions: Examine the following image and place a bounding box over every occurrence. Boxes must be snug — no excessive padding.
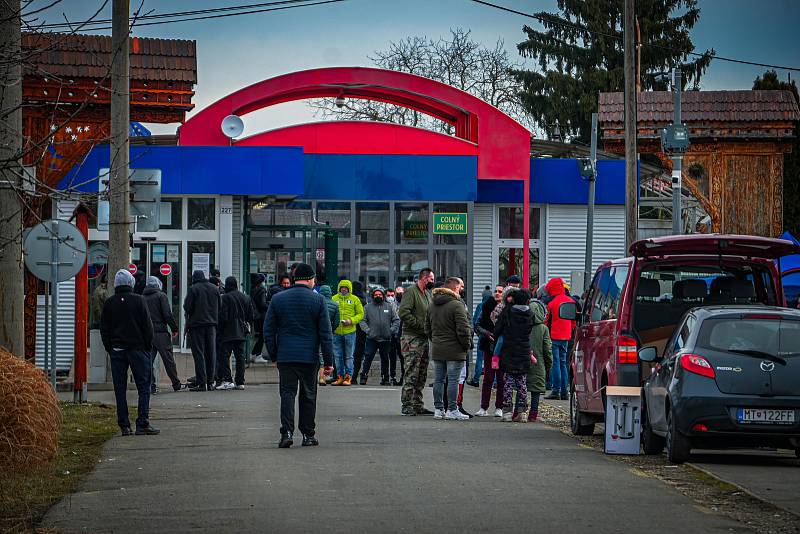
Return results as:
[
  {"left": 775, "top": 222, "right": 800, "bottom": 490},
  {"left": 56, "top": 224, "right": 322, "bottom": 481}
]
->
[{"left": 0, "top": 402, "right": 120, "bottom": 533}]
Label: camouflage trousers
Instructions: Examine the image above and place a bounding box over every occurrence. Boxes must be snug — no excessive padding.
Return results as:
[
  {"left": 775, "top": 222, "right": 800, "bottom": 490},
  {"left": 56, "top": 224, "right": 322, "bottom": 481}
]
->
[{"left": 400, "top": 335, "right": 430, "bottom": 410}]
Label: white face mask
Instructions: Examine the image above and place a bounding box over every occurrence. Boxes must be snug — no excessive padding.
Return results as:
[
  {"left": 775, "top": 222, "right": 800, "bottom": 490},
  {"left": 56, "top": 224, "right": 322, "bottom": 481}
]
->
[{"left": 386, "top": 296, "right": 395, "bottom": 303}]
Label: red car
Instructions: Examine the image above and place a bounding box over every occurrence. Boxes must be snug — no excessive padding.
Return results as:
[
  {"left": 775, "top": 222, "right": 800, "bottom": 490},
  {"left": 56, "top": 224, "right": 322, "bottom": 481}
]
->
[{"left": 568, "top": 234, "right": 800, "bottom": 436}]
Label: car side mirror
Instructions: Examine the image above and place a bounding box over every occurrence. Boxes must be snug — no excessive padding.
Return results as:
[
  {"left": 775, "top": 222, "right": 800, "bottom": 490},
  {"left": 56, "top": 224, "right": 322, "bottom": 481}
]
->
[
  {"left": 558, "top": 301, "right": 577, "bottom": 320},
  {"left": 638, "top": 346, "right": 659, "bottom": 363}
]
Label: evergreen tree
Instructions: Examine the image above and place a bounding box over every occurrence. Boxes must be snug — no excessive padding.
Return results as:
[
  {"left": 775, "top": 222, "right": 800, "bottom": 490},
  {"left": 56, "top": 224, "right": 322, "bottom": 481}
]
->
[
  {"left": 514, "top": 0, "right": 714, "bottom": 142},
  {"left": 753, "top": 70, "right": 800, "bottom": 235}
]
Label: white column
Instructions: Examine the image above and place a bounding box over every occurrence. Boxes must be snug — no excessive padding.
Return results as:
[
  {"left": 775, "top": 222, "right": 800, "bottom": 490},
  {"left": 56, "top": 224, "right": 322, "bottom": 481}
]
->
[{"left": 219, "top": 195, "right": 233, "bottom": 279}]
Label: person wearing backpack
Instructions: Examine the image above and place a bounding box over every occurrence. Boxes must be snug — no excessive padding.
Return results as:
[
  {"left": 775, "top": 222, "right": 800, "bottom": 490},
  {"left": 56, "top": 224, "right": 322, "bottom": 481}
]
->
[{"left": 216, "top": 276, "right": 256, "bottom": 390}]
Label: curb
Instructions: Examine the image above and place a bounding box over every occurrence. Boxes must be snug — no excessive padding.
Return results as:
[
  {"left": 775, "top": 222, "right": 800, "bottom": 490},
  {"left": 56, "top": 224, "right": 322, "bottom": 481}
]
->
[{"left": 686, "top": 462, "right": 800, "bottom": 519}]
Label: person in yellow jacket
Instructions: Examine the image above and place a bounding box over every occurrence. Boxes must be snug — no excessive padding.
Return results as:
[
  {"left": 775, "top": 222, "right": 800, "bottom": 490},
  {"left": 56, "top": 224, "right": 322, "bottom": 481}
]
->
[{"left": 331, "top": 279, "right": 364, "bottom": 385}]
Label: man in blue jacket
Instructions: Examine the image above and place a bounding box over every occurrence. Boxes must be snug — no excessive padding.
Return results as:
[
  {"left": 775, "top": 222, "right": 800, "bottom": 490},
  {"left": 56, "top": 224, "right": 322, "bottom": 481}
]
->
[{"left": 264, "top": 263, "right": 334, "bottom": 448}]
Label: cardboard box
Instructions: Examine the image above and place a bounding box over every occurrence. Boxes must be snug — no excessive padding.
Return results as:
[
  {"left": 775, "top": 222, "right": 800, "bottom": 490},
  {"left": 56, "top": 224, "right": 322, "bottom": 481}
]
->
[{"left": 604, "top": 386, "right": 642, "bottom": 455}]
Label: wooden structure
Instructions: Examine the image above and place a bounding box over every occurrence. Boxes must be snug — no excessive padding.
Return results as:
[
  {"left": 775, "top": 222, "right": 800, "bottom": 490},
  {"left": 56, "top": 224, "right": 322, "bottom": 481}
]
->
[
  {"left": 20, "top": 31, "right": 197, "bottom": 362},
  {"left": 598, "top": 90, "right": 799, "bottom": 237}
]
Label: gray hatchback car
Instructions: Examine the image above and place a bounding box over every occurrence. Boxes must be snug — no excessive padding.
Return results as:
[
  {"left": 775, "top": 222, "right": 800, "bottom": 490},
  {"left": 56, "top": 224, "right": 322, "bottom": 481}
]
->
[{"left": 639, "top": 305, "right": 800, "bottom": 463}]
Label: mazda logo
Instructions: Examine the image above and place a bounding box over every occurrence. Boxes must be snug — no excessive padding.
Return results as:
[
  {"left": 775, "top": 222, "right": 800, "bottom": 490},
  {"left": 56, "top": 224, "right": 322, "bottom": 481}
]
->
[{"left": 760, "top": 361, "right": 775, "bottom": 372}]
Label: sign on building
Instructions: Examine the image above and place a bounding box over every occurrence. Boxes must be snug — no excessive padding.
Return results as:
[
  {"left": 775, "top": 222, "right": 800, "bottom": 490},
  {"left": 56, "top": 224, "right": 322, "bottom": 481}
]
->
[{"left": 433, "top": 213, "right": 468, "bottom": 235}]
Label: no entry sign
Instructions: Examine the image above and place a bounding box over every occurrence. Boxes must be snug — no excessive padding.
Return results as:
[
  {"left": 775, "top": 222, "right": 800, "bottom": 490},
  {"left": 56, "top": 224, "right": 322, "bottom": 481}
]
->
[
  {"left": 127, "top": 263, "right": 137, "bottom": 275},
  {"left": 159, "top": 263, "right": 172, "bottom": 276}
]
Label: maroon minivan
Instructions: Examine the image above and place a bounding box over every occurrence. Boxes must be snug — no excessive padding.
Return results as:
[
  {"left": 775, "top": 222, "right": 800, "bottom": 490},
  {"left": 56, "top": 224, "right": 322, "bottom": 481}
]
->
[{"left": 569, "top": 234, "right": 800, "bottom": 435}]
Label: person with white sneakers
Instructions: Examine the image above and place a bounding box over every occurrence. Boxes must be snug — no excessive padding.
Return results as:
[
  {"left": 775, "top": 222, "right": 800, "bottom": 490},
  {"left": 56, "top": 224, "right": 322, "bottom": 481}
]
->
[
  {"left": 425, "top": 277, "right": 473, "bottom": 421},
  {"left": 216, "top": 276, "right": 256, "bottom": 390}
]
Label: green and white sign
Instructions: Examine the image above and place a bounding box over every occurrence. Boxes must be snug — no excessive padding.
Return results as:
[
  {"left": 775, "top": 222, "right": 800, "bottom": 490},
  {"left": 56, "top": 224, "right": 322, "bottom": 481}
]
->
[{"left": 433, "top": 213, "right": 468, "bottom": 235}]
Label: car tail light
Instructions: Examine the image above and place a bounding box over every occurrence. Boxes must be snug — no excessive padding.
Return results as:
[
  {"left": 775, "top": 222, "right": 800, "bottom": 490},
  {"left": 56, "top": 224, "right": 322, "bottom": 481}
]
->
[
  {"left": 692, "top": 423, "right": 708, "bottom": 432},
  {"left": 617, "top": 336, "right": 638, "bottom": 364},
  {"left": 743, "top": 314, "right": 780, "bottom": 320},
  {"left": 680, "top": 354, "right": 715, "bottom": 379}
]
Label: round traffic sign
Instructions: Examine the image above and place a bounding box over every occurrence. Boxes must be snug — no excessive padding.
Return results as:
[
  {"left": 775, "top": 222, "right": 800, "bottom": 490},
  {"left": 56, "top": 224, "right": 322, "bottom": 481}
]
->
[
  {"left": 23, "top": 220, "right": 87, "bottom": 282},
  {"left": 159, "top": 263, "right": 172, "bottom": 276},
  {"left": 128, "top": 263, "right": 137, "bottom": 275}
]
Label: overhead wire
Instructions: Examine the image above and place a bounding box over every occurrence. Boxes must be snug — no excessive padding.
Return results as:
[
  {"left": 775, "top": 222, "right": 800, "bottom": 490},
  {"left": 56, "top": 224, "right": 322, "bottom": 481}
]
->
[{"left": 468, "top": 0, "right": 800, "bottom": 72}]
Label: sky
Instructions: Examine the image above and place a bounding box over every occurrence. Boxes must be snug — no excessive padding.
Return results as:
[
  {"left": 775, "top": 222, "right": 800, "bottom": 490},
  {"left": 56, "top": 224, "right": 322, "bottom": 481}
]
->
[{"left": 26, "top": 0, "right": 800, "bottom": 136}]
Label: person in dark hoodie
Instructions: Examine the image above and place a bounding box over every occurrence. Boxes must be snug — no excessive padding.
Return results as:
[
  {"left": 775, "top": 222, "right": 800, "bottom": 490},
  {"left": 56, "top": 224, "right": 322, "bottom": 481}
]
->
[
  {"left": 184, "top": 269, "right": 221, "bottom": 391},
  {"left": 318, "top": 285, "right": 340, "bottom": 385},
  {"left": 100, "top": 269, "right": 159, "bottom": 436},
  {"left": 493, "top": 289, "right": 535, "bottom": 422},
  {"left": 142, "top": 276, "right": 183, "bottom": 393},
  {"left": 350, "top": 280, "right": 369, "bottom": 381},
  {"left": 216, "top": 276, "right": 256, "bottom": 390},
  {"left": 133, "top": 270, "right": 146, "bottom": 295},
  {"left": 250, "top": 273, "right": 269, "bottom": 363},
  {"left": 425, "top": 277, "right": 472, "bottom": 421}
]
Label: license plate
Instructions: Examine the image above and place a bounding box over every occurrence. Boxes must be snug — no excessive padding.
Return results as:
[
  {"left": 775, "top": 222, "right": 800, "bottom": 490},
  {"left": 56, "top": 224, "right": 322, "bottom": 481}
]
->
[{"left": 737, "top": 408, "right": 796, "bottom": 424}]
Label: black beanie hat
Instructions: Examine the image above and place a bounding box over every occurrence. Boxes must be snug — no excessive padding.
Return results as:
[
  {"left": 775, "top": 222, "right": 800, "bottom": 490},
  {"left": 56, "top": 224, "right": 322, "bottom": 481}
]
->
[{"left": 292, "top": 262, "right": 316, "bottom": 281}]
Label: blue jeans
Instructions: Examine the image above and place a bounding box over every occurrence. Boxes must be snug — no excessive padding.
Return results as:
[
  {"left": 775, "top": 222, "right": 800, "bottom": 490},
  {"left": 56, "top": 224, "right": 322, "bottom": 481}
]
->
[
  {"left": 432, "top": 360, "right": 465, "bottom": 412},
  {"left": 551, "top": 340, "right": 569, "bottom": 396},
  {"left": 471, "top": 348, "right": 484, "bottom": 382},
  {"left": 333, "top": 332, "right": 356, "bottom": 377}
]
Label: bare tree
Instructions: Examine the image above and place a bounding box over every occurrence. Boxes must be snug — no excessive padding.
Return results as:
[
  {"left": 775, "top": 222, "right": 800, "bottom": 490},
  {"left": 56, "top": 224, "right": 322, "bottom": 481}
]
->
[{"left": 310, "top": 28, "right": 535, "bottom": 134}]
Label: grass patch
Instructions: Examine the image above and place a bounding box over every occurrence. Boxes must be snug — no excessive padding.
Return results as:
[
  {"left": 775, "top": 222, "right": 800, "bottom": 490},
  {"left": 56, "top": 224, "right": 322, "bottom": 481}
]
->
[{"left": 0, "top": 402, "right": 121, "bottom": 533}]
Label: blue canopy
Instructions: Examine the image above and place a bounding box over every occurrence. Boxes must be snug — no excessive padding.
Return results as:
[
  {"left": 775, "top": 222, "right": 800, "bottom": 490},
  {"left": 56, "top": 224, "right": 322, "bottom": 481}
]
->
[{"left": 780, "top": 231, "right": 800, "bottom": 273}]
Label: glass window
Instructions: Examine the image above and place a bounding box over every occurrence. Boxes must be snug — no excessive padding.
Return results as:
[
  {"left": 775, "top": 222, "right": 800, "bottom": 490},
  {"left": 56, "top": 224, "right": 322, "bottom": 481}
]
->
[
  {"left": 434, "top": 203, "right": 468, "bottom": 245},
  {"left": 358, "top": 250, "right": 389, "bottom": 291},
  {"left": 247, "top": 198, "right": 273, "bottom": 226},
  {"left": 160, "top": 198, "right": 182, "bottom": 230},
  {"left": 435, "top": 249, "right": 467, "bottom": 283},
  {"left": 396, "top": 250, "right": 428, "bottom": 287},
  {"left": 356, "top": 203, "right": 389, "bottom": 244},
  {"left": 498, "top": 247, "right": 539, "bottom": 289},
  {"left": 396, "top": 203, "right": 428, "bottom": 245},
  {"left": 187, "top": 198, "right": 215, "bottom": 230},
  {"left": 317, "top": 202, "right": 351, "bottom": 238},
  {"left": 498, "top": 206, "right": 540, "bottom": 240},
  {"left": 188, "top": 242, "right": 216, "bottom": 279},
  {"left": 698, "top": 317, "right": 800, "bottom": 356},
  {"left": 590, "top": 266, "right": 629, "bottom": 321}
]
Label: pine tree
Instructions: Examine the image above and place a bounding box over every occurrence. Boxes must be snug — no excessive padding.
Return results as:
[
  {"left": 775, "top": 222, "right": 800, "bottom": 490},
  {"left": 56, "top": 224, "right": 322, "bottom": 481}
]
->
[
  {"left": 514, "top": 0, "right": 714, "bottom": 142},
  {"left": 753, "top": 70, "right": 800, "bottom": 236}
]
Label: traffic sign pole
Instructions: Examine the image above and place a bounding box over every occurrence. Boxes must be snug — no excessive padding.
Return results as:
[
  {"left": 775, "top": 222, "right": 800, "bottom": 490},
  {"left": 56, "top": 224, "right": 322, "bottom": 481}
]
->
[{"left": 49, "top": 221, "right": 59, "bottom": 389}]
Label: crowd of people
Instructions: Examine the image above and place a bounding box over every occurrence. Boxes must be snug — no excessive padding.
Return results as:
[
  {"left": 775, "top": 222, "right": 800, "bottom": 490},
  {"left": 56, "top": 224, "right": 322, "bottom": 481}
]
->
[{"left": 98, "top": 260, "right": 580, "bottom": 444}]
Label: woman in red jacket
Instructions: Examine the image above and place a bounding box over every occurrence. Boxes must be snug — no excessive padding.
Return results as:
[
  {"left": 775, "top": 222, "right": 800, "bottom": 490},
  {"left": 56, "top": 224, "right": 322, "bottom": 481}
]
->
[{"left": 544, "top": 278, "right": 574, "bottom": 400}]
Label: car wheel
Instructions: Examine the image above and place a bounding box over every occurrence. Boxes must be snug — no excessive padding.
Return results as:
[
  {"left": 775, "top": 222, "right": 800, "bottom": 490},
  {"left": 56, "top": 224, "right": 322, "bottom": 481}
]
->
[
  {"left": 570, "top": 379, "right": 595, "bottom": 436},
  {"left": 641, "top": 402, "right": 666, "bottom": 455},
  {"left": 666, "top": 408, "right": 691, "bottom": 464}
]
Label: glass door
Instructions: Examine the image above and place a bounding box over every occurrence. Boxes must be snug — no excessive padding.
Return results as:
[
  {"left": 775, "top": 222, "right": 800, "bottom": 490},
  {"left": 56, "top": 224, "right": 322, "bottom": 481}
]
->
[{"left": 133, "top": 241, "right": 183, "bottom": 345}]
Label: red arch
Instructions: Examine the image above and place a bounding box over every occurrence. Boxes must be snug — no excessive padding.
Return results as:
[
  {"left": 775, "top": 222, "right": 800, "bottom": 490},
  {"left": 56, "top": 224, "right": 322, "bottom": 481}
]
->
[{"left": 178, "top": 67, "right": 530, "bottom": 182}]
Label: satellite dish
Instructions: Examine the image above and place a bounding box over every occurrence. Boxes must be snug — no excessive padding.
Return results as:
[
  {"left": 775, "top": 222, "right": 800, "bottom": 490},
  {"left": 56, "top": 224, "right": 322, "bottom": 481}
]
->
[{"left": 221, "top": 114, "right": 244, "bottom": 138}]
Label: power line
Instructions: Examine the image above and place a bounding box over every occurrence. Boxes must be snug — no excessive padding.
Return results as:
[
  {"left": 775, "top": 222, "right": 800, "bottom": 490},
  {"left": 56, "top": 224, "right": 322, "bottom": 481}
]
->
[
  {"left": 29, "top": 0, "right": 345, "bottom": 31},
  {"left": 468, "top": 0, "right": 800, "bottom": 73}
]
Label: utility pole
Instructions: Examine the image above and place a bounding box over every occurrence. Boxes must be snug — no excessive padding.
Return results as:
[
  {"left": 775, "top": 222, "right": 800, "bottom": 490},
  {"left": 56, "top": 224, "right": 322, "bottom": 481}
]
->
[
  {"left": 623, "top": 0, "right": 638, "bottom": 250},
  {"left": 0, "top": 1, "right": 25, "bottom": 357},
  {"left": 671, "top": 68, "right": 682, "bottom": 235},
  {"left": 583, "top": 113, "right": 598, "bottom": 291},
  {"left": 108, "top": 0, "right": 131, "bottom": 278}
]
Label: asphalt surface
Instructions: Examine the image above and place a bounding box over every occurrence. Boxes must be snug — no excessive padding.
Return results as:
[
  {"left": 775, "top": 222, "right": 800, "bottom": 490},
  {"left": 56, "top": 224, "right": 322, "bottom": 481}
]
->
[{"left": 46, "top": 384, "right": 749, "bottom": 534}]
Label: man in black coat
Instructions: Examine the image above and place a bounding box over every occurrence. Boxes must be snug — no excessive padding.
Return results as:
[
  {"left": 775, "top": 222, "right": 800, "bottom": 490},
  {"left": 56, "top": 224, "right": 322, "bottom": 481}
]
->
[
  {"left": 216, "top": 276, "right": 256, "bottom": 390},
  {"left": 100, "top": 269, "right": 159, "bottom": 436},
  {"left": 184, "top": 270, "right": 221, "bottom": 391},
  {"left": 142, "top": 276, "right": 184, "bottom": 393}
]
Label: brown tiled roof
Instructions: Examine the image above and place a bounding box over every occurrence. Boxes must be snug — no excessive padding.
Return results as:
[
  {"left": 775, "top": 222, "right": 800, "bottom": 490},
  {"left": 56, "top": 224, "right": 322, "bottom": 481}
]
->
[
  {"left": 598, "top": 90, "right": 800, "bottom": 124},
  {"left": 22, "top": 32, "right": 197, "bottom": 83}
]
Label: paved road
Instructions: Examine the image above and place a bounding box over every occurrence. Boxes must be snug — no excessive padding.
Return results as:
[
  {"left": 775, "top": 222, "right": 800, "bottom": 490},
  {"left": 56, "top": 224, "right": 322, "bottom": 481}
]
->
[{"left": 46, "top": 385, "right": 748, "bottom": 533}]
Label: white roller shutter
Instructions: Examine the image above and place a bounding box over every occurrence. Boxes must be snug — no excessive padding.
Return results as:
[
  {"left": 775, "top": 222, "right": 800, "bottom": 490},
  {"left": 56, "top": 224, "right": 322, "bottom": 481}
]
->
[
  {"left": 472, "top": 204, "right": 494, "bottom": 313},
  {"left": 545, "top": 205, "right": 625, "bottom": 282},
  {"left": 232, "top": 196, "right": 243, "bottom": 280}
]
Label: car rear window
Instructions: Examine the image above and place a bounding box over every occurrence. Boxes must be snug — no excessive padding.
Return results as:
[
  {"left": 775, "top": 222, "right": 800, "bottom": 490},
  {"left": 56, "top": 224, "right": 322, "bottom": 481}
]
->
[{"left": 697, "top": 318, "right": 800, "bottom": 357}]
